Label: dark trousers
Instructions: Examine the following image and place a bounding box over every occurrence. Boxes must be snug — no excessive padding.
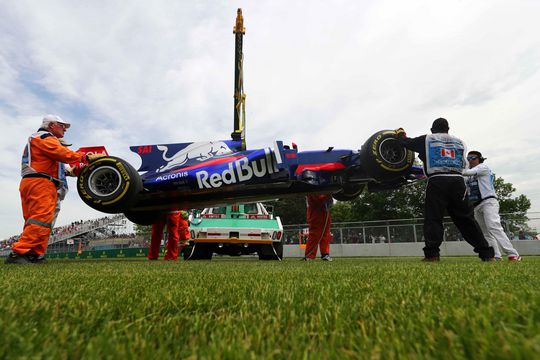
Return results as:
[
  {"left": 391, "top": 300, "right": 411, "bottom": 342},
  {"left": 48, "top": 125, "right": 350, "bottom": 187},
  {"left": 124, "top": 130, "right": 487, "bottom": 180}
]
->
[{"left": 423, "top": 175, "right": 494, "bottom": 259}]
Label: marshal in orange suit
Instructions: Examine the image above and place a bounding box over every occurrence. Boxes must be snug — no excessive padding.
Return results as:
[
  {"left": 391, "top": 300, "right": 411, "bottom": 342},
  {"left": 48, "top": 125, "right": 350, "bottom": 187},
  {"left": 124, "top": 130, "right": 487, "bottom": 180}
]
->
[
  {"left": 304, "top": 194, "right": 333, "bottom": 261},
  {"left": 148, "top": 210, "right": 191, "bottom": 261},
  {"left": 6, "top": 115, "right": 102, "bottom": 264}
]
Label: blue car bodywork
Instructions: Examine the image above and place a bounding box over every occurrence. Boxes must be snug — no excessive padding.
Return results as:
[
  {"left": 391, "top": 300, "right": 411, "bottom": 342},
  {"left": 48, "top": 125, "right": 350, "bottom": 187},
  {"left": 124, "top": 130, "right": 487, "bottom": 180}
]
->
[
  {"left": 133, "top": 139, "right": 351, "bottom": 209},
  {"left": 76, "top": 130, "right": 422, "bottom": 225}
]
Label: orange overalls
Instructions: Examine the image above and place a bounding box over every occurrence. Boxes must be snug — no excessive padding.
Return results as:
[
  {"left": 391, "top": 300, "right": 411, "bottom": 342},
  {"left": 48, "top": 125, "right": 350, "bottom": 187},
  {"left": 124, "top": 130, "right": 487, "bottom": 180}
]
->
[
  {"left": 304, "top": 194, "right": 333, "bottom": 259},
  {"left": 12, "top": 130, "right": 85, "bottom": 256},
  {"left": 149, "top": 212, "right": 183, "bottom": 260},
  {"left": 178, "top": 216, "right": 190, "bottom": 255}
]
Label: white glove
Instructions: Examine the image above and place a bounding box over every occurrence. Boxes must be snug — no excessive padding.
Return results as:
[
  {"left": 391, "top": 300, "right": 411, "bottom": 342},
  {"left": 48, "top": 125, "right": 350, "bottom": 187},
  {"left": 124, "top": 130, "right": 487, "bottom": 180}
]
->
[
  {"left": 87, "top": 153, "right": 106, "bottom": 162},
  {"left": 65, "top": 165, "right": 75, "bottom": 177}
]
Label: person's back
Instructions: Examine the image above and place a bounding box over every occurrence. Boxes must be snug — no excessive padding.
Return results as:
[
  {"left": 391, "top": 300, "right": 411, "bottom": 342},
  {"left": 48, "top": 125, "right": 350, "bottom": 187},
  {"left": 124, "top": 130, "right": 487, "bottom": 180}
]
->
[{"left": 424, "top": 133, "right": 467, "bottom": 176}]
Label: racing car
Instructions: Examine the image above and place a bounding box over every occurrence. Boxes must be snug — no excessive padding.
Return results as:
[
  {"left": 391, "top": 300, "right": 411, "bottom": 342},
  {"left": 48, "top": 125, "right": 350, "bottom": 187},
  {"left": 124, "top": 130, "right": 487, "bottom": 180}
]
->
[
  {"left": 74, "top": 9, "right": 421, "bottom": 225},
  {"left": 75, "top": 130, "right": 418, "bottom": 225}
]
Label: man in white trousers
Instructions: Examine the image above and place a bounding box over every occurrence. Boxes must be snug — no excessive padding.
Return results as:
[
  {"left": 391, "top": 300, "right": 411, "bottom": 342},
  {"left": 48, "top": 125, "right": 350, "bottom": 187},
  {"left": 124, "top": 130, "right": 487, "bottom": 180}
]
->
[{"left": 464, "top": 151, "right": 521, "bottom": 262}]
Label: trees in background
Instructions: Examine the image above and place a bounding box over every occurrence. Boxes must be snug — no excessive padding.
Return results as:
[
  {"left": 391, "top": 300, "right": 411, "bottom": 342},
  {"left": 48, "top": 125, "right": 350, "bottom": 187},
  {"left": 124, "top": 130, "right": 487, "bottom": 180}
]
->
[
  {"left": 492, "top": 176, "right": 532, "bottom": 236},
  {"left": 131, "top": 176, "right": 531, "bottom": 235},
  {"left": 269, "top": 175, "right": 530, "bottom": 226},
  {"left": 266, "top": 196, "right": 307, "bottom": 225}
]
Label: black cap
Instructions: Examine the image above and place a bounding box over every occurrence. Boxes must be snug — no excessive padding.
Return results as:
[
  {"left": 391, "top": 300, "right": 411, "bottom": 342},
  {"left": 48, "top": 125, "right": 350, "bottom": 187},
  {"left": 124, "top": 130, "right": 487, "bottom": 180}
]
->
[
  {"left": 431, "top": 117, "right": 449, "bottom": 133},
  {"left": 468, "top": 150, "right": 482, "bottom": 158},
  {"left": 468, "top": 150, "right": 485, "bottom": 162}
]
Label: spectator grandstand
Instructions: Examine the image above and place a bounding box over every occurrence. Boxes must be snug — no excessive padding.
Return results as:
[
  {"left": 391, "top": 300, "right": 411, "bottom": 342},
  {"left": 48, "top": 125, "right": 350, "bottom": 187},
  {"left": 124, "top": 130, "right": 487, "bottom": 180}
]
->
[{"left": 0, "top": 214, "right": 133, "bottom": 256}]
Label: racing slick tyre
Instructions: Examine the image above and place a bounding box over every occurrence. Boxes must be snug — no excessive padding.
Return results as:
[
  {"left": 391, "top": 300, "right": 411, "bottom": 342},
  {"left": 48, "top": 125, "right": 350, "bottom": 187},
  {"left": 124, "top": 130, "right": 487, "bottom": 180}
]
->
[
  {"left": 332, "top": 184, "right": 365, "bottom": 201},
  {"left": 124, "top": 211, "right": 162, "bottom": 225},
  {"left": 359, "top": 130, "right": 414, "bottom": 181},
  {"left": 77, "top": 156, "right": 142, "bottom": 214}
]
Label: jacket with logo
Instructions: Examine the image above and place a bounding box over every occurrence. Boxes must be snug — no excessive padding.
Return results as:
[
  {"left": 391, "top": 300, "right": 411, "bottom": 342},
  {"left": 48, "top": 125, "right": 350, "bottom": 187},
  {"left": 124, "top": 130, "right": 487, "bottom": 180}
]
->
[{"left": 21, "top": 128, "right": 85, "bottom": 180}]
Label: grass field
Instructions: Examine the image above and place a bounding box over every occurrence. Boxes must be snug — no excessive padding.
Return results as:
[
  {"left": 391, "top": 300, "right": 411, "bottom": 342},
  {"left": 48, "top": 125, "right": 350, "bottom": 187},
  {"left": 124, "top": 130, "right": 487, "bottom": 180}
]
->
[{"left": 1, "top": 257, "right": 539, "bottom": 359}]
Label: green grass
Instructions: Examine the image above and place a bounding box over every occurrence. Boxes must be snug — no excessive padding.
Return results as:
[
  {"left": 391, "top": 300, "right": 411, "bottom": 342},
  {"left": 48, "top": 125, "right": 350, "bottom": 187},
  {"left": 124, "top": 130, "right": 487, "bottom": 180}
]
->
[{"left": 1, "top": 257, "right": 539, "bottom": 359}]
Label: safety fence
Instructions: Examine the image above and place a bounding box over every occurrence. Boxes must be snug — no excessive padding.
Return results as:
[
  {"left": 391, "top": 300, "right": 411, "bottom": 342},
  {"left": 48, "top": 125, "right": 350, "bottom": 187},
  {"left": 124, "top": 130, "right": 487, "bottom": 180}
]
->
[
  {"left": 282, "top": 212, "right": 540, "bottom": 245},
  {"left": 46, "top": 235, "right": 147, "bottom": 255},
  {"left": 46, "top": 212, "right": 540, "bottom": 256},
  {"left": 3, "top": 212, "right": 538, "bottom": 258},
  {"left": 46, "top": 247, "right": 151, "bottom": 259}
]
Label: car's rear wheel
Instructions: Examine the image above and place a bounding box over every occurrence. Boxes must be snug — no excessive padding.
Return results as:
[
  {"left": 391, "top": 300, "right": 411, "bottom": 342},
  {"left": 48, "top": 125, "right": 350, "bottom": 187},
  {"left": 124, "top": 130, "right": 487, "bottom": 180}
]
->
[
  {"left": 333, "top": 184, "right": 365, "bottom": 201},
  {"left": 77, "top": 156, "right": 142, "bottom": 213},
  {"left": 360, "top": 130, "right": 414, "bottom": 181}
]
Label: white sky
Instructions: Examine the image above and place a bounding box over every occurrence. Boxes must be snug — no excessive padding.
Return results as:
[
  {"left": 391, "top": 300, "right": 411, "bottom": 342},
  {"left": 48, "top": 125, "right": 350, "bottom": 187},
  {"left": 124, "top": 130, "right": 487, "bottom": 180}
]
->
[{"left": 1, "top": 0, "right": 539, "bottom": 239}]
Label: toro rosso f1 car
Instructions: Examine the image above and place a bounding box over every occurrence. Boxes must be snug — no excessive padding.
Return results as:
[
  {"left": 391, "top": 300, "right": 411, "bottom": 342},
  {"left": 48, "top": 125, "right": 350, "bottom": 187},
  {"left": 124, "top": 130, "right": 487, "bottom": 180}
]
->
[{"left": 75, "top": 131, "right": 419, "bottom": 225}]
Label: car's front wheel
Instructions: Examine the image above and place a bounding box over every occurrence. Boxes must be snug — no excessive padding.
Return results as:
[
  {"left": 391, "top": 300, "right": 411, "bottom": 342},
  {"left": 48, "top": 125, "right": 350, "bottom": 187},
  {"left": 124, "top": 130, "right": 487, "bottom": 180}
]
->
[{"left": 77, "top": 156, "right": 142, "bottom": 213}]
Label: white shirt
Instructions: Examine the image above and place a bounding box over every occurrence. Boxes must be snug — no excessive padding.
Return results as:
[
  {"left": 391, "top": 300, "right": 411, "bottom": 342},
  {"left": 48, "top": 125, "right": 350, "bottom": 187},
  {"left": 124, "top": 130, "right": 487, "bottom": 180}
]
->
[{"left": 463, "top": 163, "right": 496, "bottom": 202}]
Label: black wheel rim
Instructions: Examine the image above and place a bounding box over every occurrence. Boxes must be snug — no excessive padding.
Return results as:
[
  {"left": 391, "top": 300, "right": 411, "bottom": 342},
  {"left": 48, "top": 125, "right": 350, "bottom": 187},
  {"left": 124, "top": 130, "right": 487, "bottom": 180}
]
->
[
  {"left": 88, "top": 166, "right": 122, "bottom": 197},
  {"left": 378, "top": 138, "right": 407, "bottom": 165}
]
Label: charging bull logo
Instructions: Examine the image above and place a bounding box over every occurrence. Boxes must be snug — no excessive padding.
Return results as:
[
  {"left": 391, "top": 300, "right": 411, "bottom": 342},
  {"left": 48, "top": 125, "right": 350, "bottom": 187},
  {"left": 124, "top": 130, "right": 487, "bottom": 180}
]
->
[{"left": 157, "top": 141, "right": 232, "bottom": 173}]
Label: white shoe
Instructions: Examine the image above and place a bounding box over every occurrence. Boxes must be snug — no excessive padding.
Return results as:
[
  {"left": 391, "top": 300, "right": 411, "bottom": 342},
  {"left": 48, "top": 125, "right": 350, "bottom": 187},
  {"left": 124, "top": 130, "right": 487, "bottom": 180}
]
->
[
  {"left": 508, "top": 256, "right": 522, "bottom": 262},
  {"left": 321, "top": 254, "right": 332, "bottom": 262}
]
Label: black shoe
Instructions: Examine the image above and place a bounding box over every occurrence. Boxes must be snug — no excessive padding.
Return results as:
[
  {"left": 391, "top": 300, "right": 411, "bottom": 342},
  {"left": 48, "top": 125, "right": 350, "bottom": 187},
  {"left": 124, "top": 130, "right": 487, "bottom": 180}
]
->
[
  {"left": 422, "top": 256, "right": 440, "bottom": 262},
  {"left": 26, "top": 253, "right": 47, "bottom": 264},
  {"left": 4, "top": 252, "right": 33, "bottom": 264}
]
